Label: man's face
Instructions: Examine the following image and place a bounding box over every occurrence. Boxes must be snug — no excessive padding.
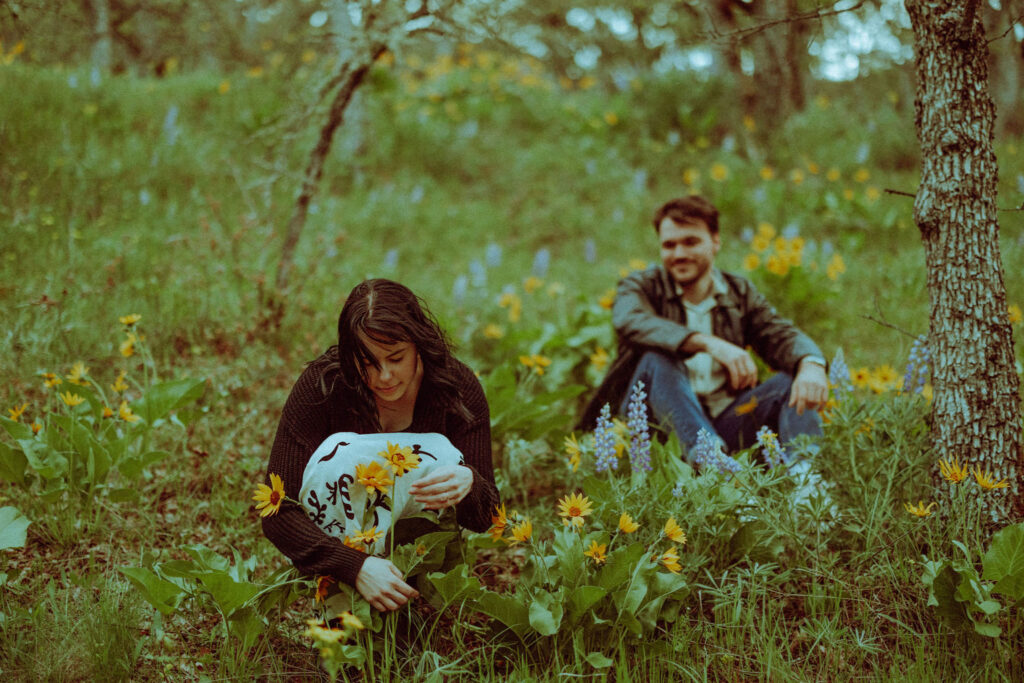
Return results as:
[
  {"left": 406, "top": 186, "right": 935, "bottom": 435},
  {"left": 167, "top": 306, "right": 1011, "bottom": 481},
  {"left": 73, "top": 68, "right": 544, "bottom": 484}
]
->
[{"left": 658, "top": 217, "right": 721, "bottom": 289}]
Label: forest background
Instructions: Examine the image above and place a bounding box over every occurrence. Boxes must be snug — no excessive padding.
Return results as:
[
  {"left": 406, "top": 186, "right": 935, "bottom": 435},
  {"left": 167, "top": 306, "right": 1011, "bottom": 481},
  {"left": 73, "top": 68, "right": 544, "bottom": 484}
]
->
[{"left": 1, "top": 0, "right": 1024, "bottom": 680}]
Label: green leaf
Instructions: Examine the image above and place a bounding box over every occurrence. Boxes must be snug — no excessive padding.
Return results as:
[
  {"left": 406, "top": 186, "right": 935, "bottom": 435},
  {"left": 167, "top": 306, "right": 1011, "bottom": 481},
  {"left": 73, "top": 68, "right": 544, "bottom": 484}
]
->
[
  {"left": 428, "top": 564, "right": 481, "bottom": 605},
  {"left": 584, "top": 652, "right": 614, "bottom": 669},
  {"left": 119, "top": 566, "right": 187, "bottom": 615},
  {"left": 0, "top": 506, "right": 30, "bottom": 550},
  {"left": 596, "top": 543, "right": 645, "bottom": 591},
  {"left": 0, "top": 417, "right": 32, "bottom": 441},
  {"left": 528, "top": 589, "right": 564, "bottom": 636},
  {"left": 132, "top": 378, "right": 206, "bottom": 425},
  {"left": 117, "top": 450, "right": 171, "bottom": 480},
  {"left": 199, "top": 572, "right": 263, "bottom": 616},
  {"left": 108, "top": 488, "right": 141, "bottom": 503},
  {"left": 567, "top": 585, "right": 607, "bottom": 623},
  {"left": 0, "top": 441, "right": 28, "bottom": 484},
  {"left": 982, "top": 522, "right": 1024, "bottom": 601},
  {"left": 921, "top": 560, "right": 968, "bottom": 627},
  {"left": 475, "top": 590, "right": 531, "bottom": 638},
  {"left": 976, "top": 599, "right": 1001, "bottom": 615},
  {"left": 225, "top": 606, "right": 267, "bottom": 650},
  {"left": 974, "top": 621, "right": 1002, "bottom": 638}
]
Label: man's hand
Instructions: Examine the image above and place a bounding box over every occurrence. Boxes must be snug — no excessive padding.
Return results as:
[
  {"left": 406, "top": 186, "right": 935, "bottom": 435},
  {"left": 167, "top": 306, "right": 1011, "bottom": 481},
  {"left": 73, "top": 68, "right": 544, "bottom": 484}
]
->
[
  {"left": 789, "top": 359, "right": 828, "bottom": 414},
  {"left": 694, "top": 335, "right": 758, "bottom": 391},
  {"left": 355, "top": 556, "right": 418, "bottom": 611},
  {"left": 409, "top": 464, "right": 473, "bottom": 510}
]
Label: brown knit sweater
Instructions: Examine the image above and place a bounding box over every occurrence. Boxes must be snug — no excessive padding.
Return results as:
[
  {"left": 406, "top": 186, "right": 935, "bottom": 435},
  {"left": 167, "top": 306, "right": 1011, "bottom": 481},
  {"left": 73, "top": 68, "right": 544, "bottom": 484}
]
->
[{"left": 261, "top": 352, "right": 499, "bottom": 586}]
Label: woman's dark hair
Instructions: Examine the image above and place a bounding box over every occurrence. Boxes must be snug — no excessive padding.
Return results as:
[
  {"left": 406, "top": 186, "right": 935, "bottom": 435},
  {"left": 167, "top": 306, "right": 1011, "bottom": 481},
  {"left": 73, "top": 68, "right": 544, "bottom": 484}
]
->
[{"left": 320, "top": 279, "right": 471, "bottom": 429}]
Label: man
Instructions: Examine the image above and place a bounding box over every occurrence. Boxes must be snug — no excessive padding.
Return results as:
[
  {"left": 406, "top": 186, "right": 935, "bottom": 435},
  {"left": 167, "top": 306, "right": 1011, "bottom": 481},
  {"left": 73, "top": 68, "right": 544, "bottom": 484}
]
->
[{"left": 579, "top": 195, "right": 828, "bottom": 467}]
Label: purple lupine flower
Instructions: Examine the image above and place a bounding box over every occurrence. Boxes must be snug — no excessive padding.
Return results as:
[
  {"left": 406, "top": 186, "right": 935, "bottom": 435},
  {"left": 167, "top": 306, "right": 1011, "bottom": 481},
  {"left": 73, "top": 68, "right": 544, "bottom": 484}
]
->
[
  {"left": 671, "top": 481, "right": 685, "bottom": 498},
  {"left": 485, "top": 243, "right": 503, "bottom": 268},
  {"left": 902, "top": 335, "right": 930, "bottom": 394},
  {"left": 584, "top": 239, "right": 597, "bottom": 264},
  {"left": 694, "top": 428, "right": 741, "bottom": 475},
  {"left": 756, "top": 426, "right": 787, "bottom": 469},
  {"left": 593, "top": 404, "right": 618, "bottom": 473},
  {"left": 532, "top": 248, "right": 551, "bottom": 279},
  {"left": 626, "top": 381, "right": 652, "bottom": 473},
  {"left": 829, "top": 348, "right": 852, "bottom": 399}
]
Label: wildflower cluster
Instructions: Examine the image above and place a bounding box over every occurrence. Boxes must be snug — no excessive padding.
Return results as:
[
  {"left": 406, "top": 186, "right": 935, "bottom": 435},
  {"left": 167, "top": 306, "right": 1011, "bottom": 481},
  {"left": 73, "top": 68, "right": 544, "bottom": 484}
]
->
[
  {"left": 489, "top": 503, "right": 533, "bottom": 545},
  {"left": 693, "top": 428, "right": 741, "bottom": 475},
  {"left": 902, "top": 335, "right": 930, "bottom": 395},
  {"left": 625, "top": 382, "right": 652, "bottom": 473},
  {"left": 828, "top": 348, "right": 852, "bottom": 399},
  {"left": 756, "top": 426, "right": 787, "bottom": 469},
  {"left": 593, "top": 404, "right": 619, "bottom": 473}
]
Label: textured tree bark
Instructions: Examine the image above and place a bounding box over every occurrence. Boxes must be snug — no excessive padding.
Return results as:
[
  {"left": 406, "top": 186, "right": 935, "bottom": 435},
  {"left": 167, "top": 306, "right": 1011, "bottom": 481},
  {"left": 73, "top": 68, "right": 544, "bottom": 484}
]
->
[{"left": 905, "top": 0, "right": 1023, "bottom": 521}]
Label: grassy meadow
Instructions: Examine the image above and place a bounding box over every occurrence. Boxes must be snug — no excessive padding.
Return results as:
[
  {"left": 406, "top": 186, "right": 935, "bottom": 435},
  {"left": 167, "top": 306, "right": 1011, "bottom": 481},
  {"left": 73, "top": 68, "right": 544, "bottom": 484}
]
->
[{"left": 2, "top": 46, "right": 1024, "bottom": 681}]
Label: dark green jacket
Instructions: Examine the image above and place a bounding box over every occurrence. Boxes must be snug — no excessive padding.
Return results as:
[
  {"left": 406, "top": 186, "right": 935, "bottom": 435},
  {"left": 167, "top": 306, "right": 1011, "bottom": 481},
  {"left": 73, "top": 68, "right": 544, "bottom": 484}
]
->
[{"left": 577, "top": 266, "right": 823, "bottom": 430}]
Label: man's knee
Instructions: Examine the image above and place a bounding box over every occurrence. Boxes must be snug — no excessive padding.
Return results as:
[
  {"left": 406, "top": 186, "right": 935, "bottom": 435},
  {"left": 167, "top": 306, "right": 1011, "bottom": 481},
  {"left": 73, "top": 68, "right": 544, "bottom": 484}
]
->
[{"left": 635, "top": 351, "right": 688, "bottom": 385}]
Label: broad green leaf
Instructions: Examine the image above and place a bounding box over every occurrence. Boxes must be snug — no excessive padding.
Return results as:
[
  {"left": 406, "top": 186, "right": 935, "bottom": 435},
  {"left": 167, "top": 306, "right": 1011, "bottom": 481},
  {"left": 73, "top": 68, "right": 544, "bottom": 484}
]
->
[
  {"left": 976, "top": 599, "right": 1001, "bottom": 615},
  {"left": 584, "top": 652, "right": 614, "bottom": 669},
  {"left": 0, "top": 441, "right": 27, "bottom": 484},
  {"left": 182, "top": 544, "right": 231, "bottom": 573},
  {"left": 428, "top": 565, "right": 481, "bottom": 605},
  {"left": 982, "top": 522, "right": 1024, "bottom": 601},
  {"left": 921, "top": 561, "right": 968, "bottom": 627},
  {"left": 133, "top": 378, "right": 206, "bottom": 425},
  {"left": 552, "top": 527, "right": 584, "bottom": 584},
  {"left": 199, "top": 572, "right": 263, "bottom": 616},
  {"left": 120, "top": 566, "right": 187, "bottom": 615},
  {"left": 974, "top": 621, "right": 1002, "bottom": 638},
  {"left": 118, "top": 450, "right": 171, "bottom": 480},
  {"left": 0, "top": 506, "right": 30, "bottom": 550},
  {"left": 226, "top": 606, "right": 267, "bottom": 650},
  {"left": 0, "top": 417, "right": 32, "bottom": 441},
  {"left": 475, "top": 590, "right": 531, "bottom": 638},
  {"left": 528, "top": 589, "right": 564, "bottom": 636},
  {"left": 567, "top": 585, "right": 607, "bottom": 623},
  {"left": 597, "top": 543, "right": 645, "bottom": 591},
  {"left": 19, "top": 438, "right": 68, "bottom": 480}
]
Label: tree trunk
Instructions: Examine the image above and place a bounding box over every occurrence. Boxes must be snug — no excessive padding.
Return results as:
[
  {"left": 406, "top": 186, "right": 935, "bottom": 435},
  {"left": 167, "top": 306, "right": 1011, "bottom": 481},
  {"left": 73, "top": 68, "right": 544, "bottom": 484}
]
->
[
  {"left": 89, "top": 0, "right": 113, "bottom": 73},
  {"left": 274, "top": 52, "right": 380, "bottom": 293},
  {"left": 905, "top": 0, "right": 1023, "bottom": 521}
]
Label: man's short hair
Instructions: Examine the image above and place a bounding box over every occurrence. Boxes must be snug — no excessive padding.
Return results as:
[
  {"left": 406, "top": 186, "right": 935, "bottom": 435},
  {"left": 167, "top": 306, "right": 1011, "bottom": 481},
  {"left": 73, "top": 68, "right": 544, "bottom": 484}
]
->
[{"left": 652, "top": 195, "right": 719, "bottom": 235}]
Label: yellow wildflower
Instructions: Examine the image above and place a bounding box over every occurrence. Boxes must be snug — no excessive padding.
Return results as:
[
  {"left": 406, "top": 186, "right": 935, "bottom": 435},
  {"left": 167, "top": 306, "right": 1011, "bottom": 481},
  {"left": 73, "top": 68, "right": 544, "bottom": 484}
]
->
[
  {"left": 253, "top": 473, "right": 286, "bottom": 517},
  {"left": 523, "top": 276, "right": 543, "bottom": 294},
  {"left": 865, "top": 186, "right": 881, "bottom": 202},
  {"left": 604, "top": 111, "right": 619, "bottom": 126},
  {"left": 851, "top": 367, "right": 871, "bottom": 389},
  {"left": 379, "top": 441, "right": 419, "bottom": 477},
  {"left": 972, "top": 466, "right": 1009, "bottom": 491},
  {"left": 710, "top": 163, "right": 729, "bottom": 181},
  {"left": 869, "top": 365, "right": 899, "bottom": 393},
  {"left": 498, "top": 292, "right": 522, "bottom": 323},
  {"left": 659, "top": 546, "right": 682, "bottom": 573},
  {"left": 509, "top": 518, "right": 533, "bottom": 544},
  {"left": 826, "top": 167, "right": 841, "bottom": 182},
  {"left": 760, "top": 166, "right": 775, "bottom": 181},
  {"left": 119, "top": 400, "right": 141, "bottom": 423},
  {"left": 765, "top": 254, "right": 789, "bottom": 277},
  {"left": 110, "top": 371, "right": 129, "bottom": 393},
  {"left": 304, "top": 619, "right": 346, "bottom": 644},
  {"left": 663, "top": 517, "right": 686, "bottom": 545},
  {"left": 66, "top": 361, "right": 90, "bottom": 386},
  {"left": 355, "top": 461, "right": 393, "bottom": 496},
  {"left": 618, "top": 512, "right": 640, "bottom": 534},
  {"left": 349, "top": 526, "right": 385, "bottom": 548},
  {"left": 628, "top": 258, "right": 649, "bottom": 271},
  {"left": 682, "top": 168, "right": 700, "bottom": 186},
  {"left": 314, "top": 575, "right": 335, "bottom": 603},
  {"left": 218, "top": 80, "right": 230, "bottom": 94},
  {"left": 590, "top": 346, "right": 610, "bottom": 371},
  {"left": 339, "top": 611, "right": 364, "bottom": 631},
  {"left": 584, "top": 541, "right": 608, "bottom": 565},
  {"left": 904, "top": 501, "right": 936, "bottom": 518},
  {"left": 743, "top": 115, "right": 756, "bottom": 132},
  {"left": 120, "top": 332, "right": 138, "bottom": 358},
  {"left": 826, "top": 253, "right": 846, "bottom": 281},
  {"left": 854, "top": 168, "right": 870, "bottom": 183},
  {"left": 489, "top": 503, "right": 508, "bottom": 542},
  {"left": 938, "top": 458, "right": 969, "bottom": 484},
  {"left": 102, "top": 406, "right": 114, "bottom": 419},
  {"left": 42, "top": 372, "right": 62, "bottom": 388},
  {"left": 519, "top": 354, "right": 552, "bottom": 376},
  {"left": 557, "top": 492, "right": 593, "bottom": 528},
  {"left": 564, "top": 434, "right": 582, "bottom": 472},
  {"left": 31, "top": 422, "right": 42, "bottom": 435},
  {"left": 7, "top": 403, "right": 28, "bottom": 422},
  {"left": 483, "top": 323, "right": 505, "bottom": 339},
  {"left": 119, "top": 313, "right": 141, "bottom": 326},
  {"left": 60, "top": 391, "right": 85, "bottom": 407},
  {"left": 598, "top": 289, "right": 616, "bottom": 310},
  {"left": 742, "top": 253, "right": 760, "bottom": 271},
  {"left": 789, "top": 169, "right": 805, "bottom": 185},
  {"left": 1008, "top": 304, "right": 1022, "bottom": 325}
]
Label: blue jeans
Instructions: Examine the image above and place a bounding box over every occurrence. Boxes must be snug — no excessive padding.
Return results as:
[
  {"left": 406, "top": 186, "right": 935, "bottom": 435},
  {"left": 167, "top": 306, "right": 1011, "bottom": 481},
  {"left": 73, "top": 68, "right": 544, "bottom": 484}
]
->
[{"left": 622, "top": 351, "right": 823, "bottom": 465}]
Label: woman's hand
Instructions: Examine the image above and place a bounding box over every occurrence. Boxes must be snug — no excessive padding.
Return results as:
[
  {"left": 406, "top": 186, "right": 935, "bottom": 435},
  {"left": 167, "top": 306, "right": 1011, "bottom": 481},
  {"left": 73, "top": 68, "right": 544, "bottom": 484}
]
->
[
  {"left": 409, "top": 464, "right": 473, "bottom": 510},
  {"left": 355, "top": 556, "right": 418, "bottom": 611}
]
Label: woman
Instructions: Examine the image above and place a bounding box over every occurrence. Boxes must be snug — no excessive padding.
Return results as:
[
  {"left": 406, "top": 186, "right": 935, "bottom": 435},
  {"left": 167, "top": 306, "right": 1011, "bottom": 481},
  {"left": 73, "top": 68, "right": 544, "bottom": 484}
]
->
[{"left": 262, "top": 279, "right": 499, "bottom": 612}]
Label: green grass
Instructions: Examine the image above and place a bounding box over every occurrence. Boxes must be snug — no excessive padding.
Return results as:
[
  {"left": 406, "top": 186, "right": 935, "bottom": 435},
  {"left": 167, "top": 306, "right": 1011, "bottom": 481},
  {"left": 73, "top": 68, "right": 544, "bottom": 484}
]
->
[{"left": 1, "top": 54, "right": 1023, "bottom": 681}]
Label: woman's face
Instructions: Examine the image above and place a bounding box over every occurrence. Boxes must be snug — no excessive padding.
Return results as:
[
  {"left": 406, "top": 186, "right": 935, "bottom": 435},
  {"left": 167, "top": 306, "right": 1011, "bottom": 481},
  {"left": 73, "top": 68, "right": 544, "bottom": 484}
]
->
[{"left": 357, "top": 333, "right": 422, "bottom": 405}]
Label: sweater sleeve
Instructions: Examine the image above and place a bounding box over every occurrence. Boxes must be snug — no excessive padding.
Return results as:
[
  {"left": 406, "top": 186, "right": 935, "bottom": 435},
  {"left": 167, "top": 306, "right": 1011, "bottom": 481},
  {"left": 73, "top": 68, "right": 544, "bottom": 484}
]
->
[
  {"left": 260, "top": 370, "right": 370, "bottom": 587},
  {"left": 449, "top": 366, "right": 500, "bottom": 532}
]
